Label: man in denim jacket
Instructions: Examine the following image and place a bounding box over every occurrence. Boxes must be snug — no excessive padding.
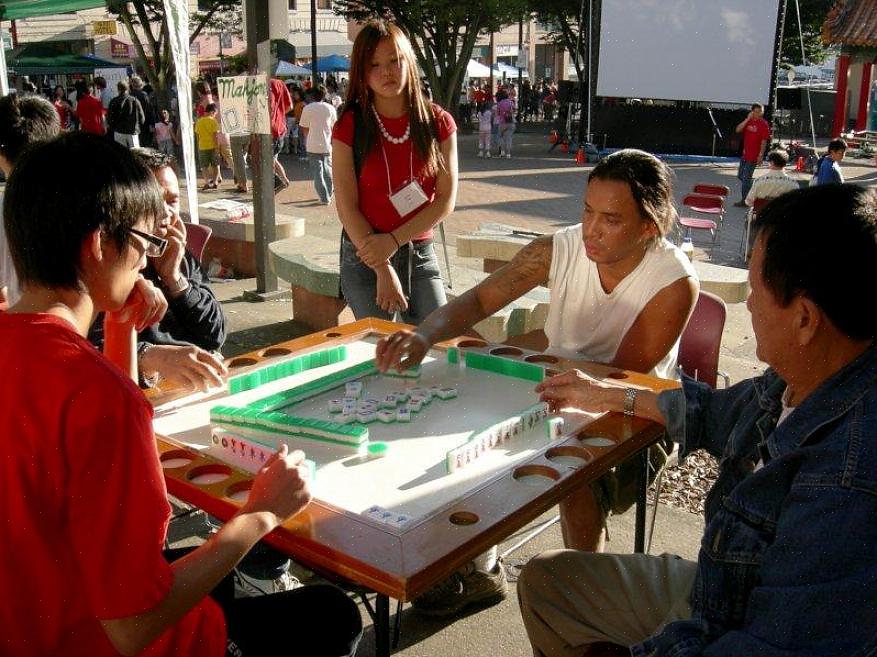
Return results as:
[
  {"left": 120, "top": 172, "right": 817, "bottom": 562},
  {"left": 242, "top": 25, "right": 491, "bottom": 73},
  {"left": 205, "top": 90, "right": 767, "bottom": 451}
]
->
[{"left": 519, "top": 184, "right": 877, "bottom": 657}]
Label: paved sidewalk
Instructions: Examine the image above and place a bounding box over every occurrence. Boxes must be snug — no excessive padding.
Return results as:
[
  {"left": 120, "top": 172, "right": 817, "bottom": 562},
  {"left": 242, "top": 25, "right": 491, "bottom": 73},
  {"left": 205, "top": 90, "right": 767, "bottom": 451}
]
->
[{"left": 177, "top": 136, "right": 877, "bottom": 655}]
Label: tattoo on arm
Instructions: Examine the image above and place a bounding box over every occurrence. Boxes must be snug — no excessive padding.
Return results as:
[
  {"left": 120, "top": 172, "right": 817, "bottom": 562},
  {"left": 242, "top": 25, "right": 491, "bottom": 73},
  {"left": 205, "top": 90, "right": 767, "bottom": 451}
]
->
[{"left": 493, "top": 236, "right": 552, "bottom": 297}]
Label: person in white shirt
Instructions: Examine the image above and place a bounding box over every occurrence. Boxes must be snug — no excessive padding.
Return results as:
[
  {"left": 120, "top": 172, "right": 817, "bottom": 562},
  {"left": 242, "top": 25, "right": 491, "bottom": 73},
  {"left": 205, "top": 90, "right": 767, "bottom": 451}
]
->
[
  {"left": 299, "top": 85, "right": 338, "bottom": 205},
  {"left": 373, "top": 149, "right": 699, "bottom": 616},
  {"left": 745, "top": 149, "right": 800, "bottom": 206}
]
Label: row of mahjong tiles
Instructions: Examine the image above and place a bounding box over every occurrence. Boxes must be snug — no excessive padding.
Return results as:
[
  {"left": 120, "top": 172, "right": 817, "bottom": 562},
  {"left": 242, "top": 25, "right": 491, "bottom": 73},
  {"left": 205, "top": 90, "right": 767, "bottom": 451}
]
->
[{"left": 153, "top": 337, "right": 600, "bottom": 529}]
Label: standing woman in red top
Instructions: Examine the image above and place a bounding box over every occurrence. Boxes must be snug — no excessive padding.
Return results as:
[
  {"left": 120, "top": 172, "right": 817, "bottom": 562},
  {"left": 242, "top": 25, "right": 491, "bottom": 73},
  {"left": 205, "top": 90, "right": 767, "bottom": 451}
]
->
[{"left": 332, "top": 20, "right": 458, "bottom": 323}]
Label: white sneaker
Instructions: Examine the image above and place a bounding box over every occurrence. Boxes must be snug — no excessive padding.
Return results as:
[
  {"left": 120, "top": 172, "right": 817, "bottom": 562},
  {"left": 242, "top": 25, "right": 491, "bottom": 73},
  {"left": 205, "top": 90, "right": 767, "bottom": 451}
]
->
[
  {"left": 234, "top": 569, "right": 302, "bottom": 598},
  {"left": 477, "top": 151, "right": 483, "bottom": 158},
  {"left": 485, "top": 152, "right": 492, "bottom": 159},
  {"left": 505, "top": 153, "right": 511, "bottom": 159}
]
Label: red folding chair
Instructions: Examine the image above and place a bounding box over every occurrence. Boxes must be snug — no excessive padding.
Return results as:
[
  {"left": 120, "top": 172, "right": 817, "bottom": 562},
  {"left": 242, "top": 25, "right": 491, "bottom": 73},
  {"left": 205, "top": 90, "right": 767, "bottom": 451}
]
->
[
  {"left": 649, "top": 290, "right": 730, "bottom": 552},
  {"left": 679, "top": 193, "right": 723, "bottom": 258},
  {"left": 184, "top": 222, "right": 213, "bottom": 263},
  {"left": 692, "top": 183, "right": 730, "bottom": 199}
]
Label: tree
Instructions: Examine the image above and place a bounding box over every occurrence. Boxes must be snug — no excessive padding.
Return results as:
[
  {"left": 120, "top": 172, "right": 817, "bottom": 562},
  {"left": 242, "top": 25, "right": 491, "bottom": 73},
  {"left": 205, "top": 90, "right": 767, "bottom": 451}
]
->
[
  {"left": 781, "top": 0, "right": 835, "bottom": 66},
  {"left": 334, "top": 0, "right": 529, "bottom": 115},
  {"left": 109, "top": 0, "right": 242, "bottom": 105}
]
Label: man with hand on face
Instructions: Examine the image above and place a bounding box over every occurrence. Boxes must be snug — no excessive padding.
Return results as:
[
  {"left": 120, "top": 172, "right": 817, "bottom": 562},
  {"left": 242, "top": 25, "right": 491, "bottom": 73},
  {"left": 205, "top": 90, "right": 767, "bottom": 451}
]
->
[{"left": 89, "top": 147, "right": 227, "bottom": 391}]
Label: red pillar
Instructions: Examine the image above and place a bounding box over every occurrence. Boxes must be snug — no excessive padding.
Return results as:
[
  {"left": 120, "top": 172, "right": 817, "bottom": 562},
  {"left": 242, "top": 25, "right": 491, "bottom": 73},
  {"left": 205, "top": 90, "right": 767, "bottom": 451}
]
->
[
  {"left": 856, "top": 62, "right": 873, "bottom": 131},
  {"left": 833, "top": 54, "right": 851, "bottom": 137}
]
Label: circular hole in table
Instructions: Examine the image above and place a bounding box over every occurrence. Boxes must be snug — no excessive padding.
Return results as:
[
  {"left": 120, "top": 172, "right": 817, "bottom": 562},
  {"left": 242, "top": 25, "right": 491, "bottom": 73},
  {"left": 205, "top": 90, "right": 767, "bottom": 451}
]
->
[
  {"left": 449, "top": 511, "right": 480, "bottom": 526},
  {"left": 324, "top": 332, "right": 342, "bottom": 338},
  {"left": 229, "top": 357, "right": 259, "bottom": 369},
  {"left": 457, "top": 339, "right": 487, "bottom": 349},
  {"left": 513, "top": 464, "right": 561, "bottom": 487},
  {"left": 525, "top": 353, "right": 559, "bottom": 364},
  {"left": 579, "top": 436, "right": 617, "bottom": 448},
  {"left": 490, "top": 346, "right": 524, "bottom": 357},
  {"left": 226, "top": 480, "right": 253, "bottom": 504},
  {"left": 606, "top": 371, "right": 629, "bottom": 380},
  {"left": 160, "top": 449, "right": 197, "bottom": 470},
  {"left": 261, "top": 347, "right": 292, "bottom": 358},
  {"left": 187, "top": 464, "right": 232, "bottom": 486},
  {"left": 546, "top": 446, "right": 592, "bottom": 469}
]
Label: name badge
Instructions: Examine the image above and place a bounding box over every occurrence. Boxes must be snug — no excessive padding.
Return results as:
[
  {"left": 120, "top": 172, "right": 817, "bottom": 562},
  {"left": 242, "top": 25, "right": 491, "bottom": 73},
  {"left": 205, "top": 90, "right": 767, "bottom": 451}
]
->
[{"left": 389, "top": 179, "right": 429, "bottom": 217}]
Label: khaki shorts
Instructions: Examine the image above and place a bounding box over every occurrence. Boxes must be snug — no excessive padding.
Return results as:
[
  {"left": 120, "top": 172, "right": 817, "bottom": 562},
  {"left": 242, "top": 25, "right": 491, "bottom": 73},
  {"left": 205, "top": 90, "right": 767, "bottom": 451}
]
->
[{"left": 518, "top": 550, "right": 697, "bottom": 656}]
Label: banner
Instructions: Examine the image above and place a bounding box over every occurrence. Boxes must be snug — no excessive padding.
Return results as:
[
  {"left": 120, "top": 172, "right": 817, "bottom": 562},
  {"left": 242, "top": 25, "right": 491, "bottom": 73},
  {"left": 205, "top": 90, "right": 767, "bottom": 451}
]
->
[
  {"left": 163, "top": 0, "right": 199, "bottom": 225},
  {"left": 217, "top": 75, "right": 270, "bottom": 136}
]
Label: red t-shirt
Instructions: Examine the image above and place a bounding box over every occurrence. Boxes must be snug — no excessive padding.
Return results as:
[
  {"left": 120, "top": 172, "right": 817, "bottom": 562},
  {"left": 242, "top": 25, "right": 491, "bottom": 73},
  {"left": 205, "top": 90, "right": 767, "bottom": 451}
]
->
[
  {"left": 53, "top": 99, "right": 72, "bottom": 130},
  {"left": 741, "top": 117, "right": 771, "bottom": 163},
  {"left": 76, "top": 94, "right": 106, "bottom": 135},
  {"left": 269, "top": 78, "right": 292, "bottom": 139},
  {"left": 332, "top": 103, "right": 456, "bottom": 239},
  {"left": 0, "top": 314, "right": 225, "bottom": 657}
]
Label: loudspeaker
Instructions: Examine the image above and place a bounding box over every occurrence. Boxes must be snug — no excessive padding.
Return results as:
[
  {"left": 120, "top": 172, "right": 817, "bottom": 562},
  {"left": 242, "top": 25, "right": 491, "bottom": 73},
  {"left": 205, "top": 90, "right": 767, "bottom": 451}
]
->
[
  {"left": 777, "top": 87, "right": 801, "bottom": 110},
  {"left": 557, "top": 80, "right": 579, "bottom": 103}
]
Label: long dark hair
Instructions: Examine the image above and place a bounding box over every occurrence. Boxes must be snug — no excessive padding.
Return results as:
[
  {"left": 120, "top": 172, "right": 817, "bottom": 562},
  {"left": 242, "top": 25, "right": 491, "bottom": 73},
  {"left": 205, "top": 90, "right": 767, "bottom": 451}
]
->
[{"left": 344, "top": 20, "right": 443, "bottom": 177}]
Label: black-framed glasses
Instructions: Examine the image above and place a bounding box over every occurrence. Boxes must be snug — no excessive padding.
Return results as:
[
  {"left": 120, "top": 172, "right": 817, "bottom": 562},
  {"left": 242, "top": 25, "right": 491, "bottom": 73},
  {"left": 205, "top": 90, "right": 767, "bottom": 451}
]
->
[{"left": 128, "top": 227, "right": 168, "bottom": 258}]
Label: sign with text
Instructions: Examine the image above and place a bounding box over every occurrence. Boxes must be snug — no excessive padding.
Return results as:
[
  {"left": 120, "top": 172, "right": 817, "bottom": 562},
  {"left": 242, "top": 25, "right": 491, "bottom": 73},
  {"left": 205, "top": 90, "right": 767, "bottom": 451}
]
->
[
  {"left": 110, "top": 38, "right": 130, "bottom": 58},
  {"left": 95, "top": 67, "right": 127, "bottom": 91},
  {"left": 217, "top": 75, "right": 269, "bottom": 136},
  {"left": 93, "top": 20, "right": 117, "bottom": 36}
]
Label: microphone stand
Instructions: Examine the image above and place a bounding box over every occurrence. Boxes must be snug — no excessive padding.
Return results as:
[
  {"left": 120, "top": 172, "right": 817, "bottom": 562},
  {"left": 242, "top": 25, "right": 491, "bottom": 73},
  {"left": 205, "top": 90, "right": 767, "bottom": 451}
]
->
[{"left": 706, "top": 106, "right": 723, "bottom": 157}]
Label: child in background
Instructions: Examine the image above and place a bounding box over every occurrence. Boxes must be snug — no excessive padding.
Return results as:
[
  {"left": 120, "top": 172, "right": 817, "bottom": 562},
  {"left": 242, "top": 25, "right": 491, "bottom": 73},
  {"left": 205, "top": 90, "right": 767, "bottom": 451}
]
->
[
  {"left": 194, "top": 103, "right": 220, "bottom": 190},
  {"left": 153, "top": 109, "right": 176, "bottom": 157},
  {"left": 478, "top": 102, "right": 493, "bottom": 158}
]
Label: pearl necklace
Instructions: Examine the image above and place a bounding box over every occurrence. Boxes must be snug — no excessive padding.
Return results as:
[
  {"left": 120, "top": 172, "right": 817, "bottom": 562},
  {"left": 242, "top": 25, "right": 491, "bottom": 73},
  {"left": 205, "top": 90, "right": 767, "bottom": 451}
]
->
[{"left": 372, "top": 106, "right": 410, "bottom": 144}]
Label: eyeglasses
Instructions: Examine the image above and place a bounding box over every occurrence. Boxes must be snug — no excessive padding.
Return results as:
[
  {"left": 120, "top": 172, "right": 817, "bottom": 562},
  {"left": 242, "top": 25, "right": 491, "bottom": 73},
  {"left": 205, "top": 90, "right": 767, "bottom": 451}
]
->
[{"left": 127, "top": 227, "right": 168, "bottom": 258}]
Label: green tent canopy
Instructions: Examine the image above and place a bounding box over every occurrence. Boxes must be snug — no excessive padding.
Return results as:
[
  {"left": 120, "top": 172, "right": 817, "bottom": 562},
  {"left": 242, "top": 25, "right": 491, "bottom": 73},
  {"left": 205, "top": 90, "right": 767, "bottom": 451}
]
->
[
  {"left": 6, "top": 44, "right": 126, "bottom": 75},
  {"left": 0, "top": 0, "right": 106, "bottom": 20}
]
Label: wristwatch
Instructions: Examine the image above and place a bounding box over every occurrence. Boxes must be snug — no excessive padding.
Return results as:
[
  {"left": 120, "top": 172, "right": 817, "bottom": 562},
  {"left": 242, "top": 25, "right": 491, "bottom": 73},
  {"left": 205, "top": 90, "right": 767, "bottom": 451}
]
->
[
  {"left": 623, "top": 388, "right": 638, "bottom": 417},
  {"left": 165, "top": 275, "right": 189, "bottom": 297},
  {"left": 137, "top": 342, "right": 160, "bottom": 389}
]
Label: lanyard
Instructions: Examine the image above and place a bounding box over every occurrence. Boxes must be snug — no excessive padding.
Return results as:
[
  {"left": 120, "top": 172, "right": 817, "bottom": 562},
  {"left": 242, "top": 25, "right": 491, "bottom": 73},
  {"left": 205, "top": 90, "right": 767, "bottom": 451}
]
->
[{"left": 378, "top": 138, "right": 415, "bottom": 195}]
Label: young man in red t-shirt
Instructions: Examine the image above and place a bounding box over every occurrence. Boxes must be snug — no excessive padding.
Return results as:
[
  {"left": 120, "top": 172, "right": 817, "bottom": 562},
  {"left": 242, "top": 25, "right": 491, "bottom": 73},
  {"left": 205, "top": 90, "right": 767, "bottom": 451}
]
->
[
  {"left": 0, "top": 132, "right": 361, "bottom": 657},
  {"left": 75, "top": 82, "right": 106, "bottom": 135},
  {"left": 734, "top": 102, "right": 771, "bottom": 206}
]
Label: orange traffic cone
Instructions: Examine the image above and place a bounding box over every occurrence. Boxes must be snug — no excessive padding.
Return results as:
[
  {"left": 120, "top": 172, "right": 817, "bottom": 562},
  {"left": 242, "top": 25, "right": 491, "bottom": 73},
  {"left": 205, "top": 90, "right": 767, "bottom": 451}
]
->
[
  {"left": 795, "top": 156, "right": 805, "bottom": 171},
  {"left": 548, "top": 130, "right": 559, "bottom": 144},
  {"left": 575, "top": 147, "right": 586, "bottom": 165}
]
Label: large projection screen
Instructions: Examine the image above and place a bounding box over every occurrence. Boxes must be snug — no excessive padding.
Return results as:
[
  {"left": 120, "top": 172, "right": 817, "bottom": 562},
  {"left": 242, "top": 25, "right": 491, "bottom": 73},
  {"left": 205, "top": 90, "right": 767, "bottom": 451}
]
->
[{"left": 596, "top": 0, "right": 783, "bottom": 105}]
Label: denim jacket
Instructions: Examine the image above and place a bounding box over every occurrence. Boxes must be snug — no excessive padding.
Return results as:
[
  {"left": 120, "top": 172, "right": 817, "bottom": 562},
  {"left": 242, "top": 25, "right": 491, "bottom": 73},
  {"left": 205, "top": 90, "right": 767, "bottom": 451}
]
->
[{"left": 633, "top": 345, "right": 877, "bottom": 657}]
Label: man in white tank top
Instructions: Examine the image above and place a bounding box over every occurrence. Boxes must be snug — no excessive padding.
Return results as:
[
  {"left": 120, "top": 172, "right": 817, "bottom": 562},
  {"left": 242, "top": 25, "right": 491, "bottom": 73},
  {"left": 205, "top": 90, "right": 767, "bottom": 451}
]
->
[{"left": 375, "top": 150, "right": 699, "bottom": 614}]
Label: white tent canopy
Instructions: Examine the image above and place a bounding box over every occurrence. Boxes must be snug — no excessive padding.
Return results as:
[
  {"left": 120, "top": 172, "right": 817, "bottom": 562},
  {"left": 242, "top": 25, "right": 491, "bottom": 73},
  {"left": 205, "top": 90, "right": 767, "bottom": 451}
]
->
[
  {"left": 495, "top": 62, "right": 527, "bottom": 78},
  {"left": 466, "top": 59, "right": 492, "bottom": 78}
]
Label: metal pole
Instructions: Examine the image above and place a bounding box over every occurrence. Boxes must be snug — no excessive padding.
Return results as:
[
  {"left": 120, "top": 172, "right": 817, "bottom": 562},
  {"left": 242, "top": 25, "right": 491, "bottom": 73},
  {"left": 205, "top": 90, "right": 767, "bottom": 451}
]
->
[
  {"left": 516, "top": 18, "right": 523, "bottom": 122},
  {"left": 488, "top": 31, "right": 495, "bottom": 100},
  {"left": 586, "top": 0, "right": 593, "bottom": 144},
  {"left": 794, "top": 0, "right": 817, "bottom": 147},
  {"left": 245, "top": 0, "right": 279, "bottom": 298},
  {"left": 310, "top": 0, "right": 319, "bottom": 86}
]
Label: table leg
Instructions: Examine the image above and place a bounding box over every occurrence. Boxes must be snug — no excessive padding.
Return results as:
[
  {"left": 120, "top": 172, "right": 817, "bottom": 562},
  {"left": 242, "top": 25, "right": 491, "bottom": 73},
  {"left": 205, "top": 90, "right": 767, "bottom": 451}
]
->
[
  {"left": 375, "top": 593, "right": 391, "bottom": 657},
  {"left": 634, "top": 449, "right": 648, "bottom": 553}
]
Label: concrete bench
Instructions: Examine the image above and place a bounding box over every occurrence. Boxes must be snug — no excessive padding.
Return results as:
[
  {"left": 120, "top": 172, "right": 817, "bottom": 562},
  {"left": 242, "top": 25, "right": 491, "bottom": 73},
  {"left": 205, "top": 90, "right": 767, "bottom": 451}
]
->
[
  {"left": 200, "top": 210, "right": 305, "bottom": 278},
  {"left": 457, "top": 223, "right": 751, "bottom": 304},
  {"left": 268, "top": 234, "right": 550, "bottom": 341}
]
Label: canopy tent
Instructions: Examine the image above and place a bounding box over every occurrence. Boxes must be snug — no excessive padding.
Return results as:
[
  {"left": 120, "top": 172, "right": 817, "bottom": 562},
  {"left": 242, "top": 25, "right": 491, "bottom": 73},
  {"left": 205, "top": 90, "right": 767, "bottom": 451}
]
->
[
  {"left": 466, "top": 59, "right": 491, "bottom": 78},
  {"left": 0, "top": 0, "right": 105, "bottom": 19},
  {"left": 306, "top": 54, "right": 350, "bottom": 73},
  {"left": 6, "top": 45, "right": 127, "bottom": 75},
  {"left": 495, "top": 62, "right": 527, "bottom": 78},
  {"left": 275, "top": 60, "right": 311, "bottom": 77}
]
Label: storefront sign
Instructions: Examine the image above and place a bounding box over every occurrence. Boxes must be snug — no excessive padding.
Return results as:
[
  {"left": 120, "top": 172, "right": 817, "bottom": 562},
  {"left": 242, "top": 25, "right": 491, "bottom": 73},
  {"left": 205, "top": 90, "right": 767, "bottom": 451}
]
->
[
  {"left": 93, "top": 20, "right": 117, "bottom": 36},
  {"left": 110, "top": 38, "right": 130, "bottom": 58}
]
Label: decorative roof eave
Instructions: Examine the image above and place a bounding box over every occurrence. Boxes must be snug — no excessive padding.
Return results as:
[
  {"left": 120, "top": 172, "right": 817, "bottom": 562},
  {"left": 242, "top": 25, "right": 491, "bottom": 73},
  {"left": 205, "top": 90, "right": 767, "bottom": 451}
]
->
[{"left": 823, "top": 0, "right": 877, "bottom": 48}]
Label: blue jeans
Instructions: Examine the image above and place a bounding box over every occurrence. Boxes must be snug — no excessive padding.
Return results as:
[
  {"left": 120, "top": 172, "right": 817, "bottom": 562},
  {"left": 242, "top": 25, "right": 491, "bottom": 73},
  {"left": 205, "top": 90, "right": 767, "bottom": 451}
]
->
[
  {"left": 309, "top": 152, "right": 333, "bottom": 203},
  {"left": 737, "top": 159, "right": 757, "bottom": 201},
  {"left": 340, "top": 236, "right": 447, "bottom": 325}
]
